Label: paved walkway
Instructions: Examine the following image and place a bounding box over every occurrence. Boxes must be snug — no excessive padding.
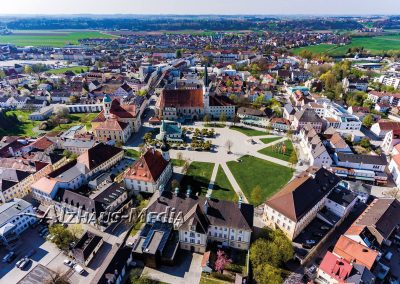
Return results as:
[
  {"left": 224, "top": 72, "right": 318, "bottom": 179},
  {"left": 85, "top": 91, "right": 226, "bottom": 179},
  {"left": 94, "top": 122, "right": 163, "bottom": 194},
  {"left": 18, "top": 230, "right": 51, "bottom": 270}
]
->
[
  {"left": 207, "top": 163, "right": 220, "bottom": 196},
  {"left": 221, "top": 163, "right": 249, "bottom": 203}
]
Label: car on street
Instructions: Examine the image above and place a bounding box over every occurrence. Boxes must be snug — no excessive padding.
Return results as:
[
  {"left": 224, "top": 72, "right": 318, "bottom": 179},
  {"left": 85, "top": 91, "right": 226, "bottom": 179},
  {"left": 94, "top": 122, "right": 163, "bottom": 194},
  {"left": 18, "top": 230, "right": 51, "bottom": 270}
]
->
[{"left": 73, "top": 264, "right": 85, "bottom": 274}]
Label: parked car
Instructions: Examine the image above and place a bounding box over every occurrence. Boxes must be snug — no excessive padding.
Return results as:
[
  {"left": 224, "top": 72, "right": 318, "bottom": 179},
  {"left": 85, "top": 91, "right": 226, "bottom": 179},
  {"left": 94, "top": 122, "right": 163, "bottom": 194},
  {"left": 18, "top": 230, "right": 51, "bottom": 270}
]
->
[
  {"left": 19, "top": 258, "right": 31, "bottom": 270},
  {"left": 302, "top": 243, "right": 313, "bottom": 249},
  {"left": 16, "top": 257, "right": 26, "bottom": 268},
  {"left": 73, "top": 264, "right": 85, "bottom": 274},
  {"left": 320, "top": 226, "right": 330, "bottom": 230},
  {"left": 313, "top": 232, "right": 324, "bottom": 237},
  {"left": 2, "top": 251, "right": 15, "bottom": 263},
  {"left": 64, "top": 259, "right": 74, "bottom": 267},
  {"left": 308, "top": 265, "right": 317, "bottom": 274},
  {"left": 306, "top": 239, "right": 316, "bottom": 245}
]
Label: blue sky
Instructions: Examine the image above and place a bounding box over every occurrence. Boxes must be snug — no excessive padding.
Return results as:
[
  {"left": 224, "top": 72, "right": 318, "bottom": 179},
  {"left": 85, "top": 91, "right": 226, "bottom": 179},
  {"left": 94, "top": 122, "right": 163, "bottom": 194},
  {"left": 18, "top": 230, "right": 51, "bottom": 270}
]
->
[{"left": 2, "top": 0, "right": 400, "bottom": 15}]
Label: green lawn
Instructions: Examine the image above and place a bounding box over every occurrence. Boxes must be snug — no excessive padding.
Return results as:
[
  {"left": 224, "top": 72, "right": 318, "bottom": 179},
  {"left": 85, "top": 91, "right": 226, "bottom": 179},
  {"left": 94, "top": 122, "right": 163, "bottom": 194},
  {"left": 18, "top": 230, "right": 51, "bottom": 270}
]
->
[
  {"left": 180, "top": 162, "right": 214, "bottom": 196},
  {"left": 291, "top": 35, "right": 400, "bottom": 56},
  {"left": 230, "top": 126, "right": 267, "bottom": 136},
  {"left": 227, "top": 155, "right": 293, "bottom": 205},
  {"left": 0, "top": 110, "right": 40, "bottom": 138},
  {"left": 171, "top": 158, "right": 185, "bottom": 167},
  {"left": 48, "top": 66, "right": 90, "bottom": 74},
  {"left": 125, "top": 149, "right": 140, "bottom": 159},
  {"left": 0, "top": 30, "right": 118, "bottom": 47},
  {"left": 200, "top": 276, "right": 231, "bottom": 284},
  {"left": 260, "top": 136, "right": 282, "bottom": 144},
  {"left": 211, "top": 166, "right": 237, "bottom": 201},
  {"left": 258, "top": 140, "right": 296, "bottom": 162},
  {"left": 50, "top": 112, "right": 98, "bottom": 131}
]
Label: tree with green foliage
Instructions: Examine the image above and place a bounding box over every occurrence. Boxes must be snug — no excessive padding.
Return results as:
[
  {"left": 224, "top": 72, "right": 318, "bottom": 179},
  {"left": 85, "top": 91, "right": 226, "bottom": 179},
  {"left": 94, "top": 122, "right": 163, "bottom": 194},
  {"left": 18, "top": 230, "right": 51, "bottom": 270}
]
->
[
  {"left": 320, "top": 71, "right": 337, "bottom": 91},
  {"left": 253, "top": 94, "right": 265, "bottom": 108},
  {"left": 219, "top": 112, "right": 227, "bottom": 125},
  {"left": 362, "top": 114, "right": 374, "bottom": 128},
  {"left": 359, "top": 137, "right": 372, "bottom": 150},
  {"left": 299, "top": 49, "right": 314, "bottom": 60},
  {"left": 48, "top": 224, "right": 76, "bottom": 250},
  {"left": 203, "top": 114, "right": 211, "bottom": 125},
  {"left": 253, "top": 263, "right": 283, "bottom": 284},
  {"left": 288, "top": 150, "right": 298, "bottom": 168},
  {"left": 250, "top": 229, "right": 294, "bottom": 282},
  {"left": 23, "top": 65, "right": 33, "bottom": 74},
  {"left": 175, "top": 49, "right": 182, "bottom": 58},
  {"left": 143, "top": 132, "right": 153, "bottom": 144}
]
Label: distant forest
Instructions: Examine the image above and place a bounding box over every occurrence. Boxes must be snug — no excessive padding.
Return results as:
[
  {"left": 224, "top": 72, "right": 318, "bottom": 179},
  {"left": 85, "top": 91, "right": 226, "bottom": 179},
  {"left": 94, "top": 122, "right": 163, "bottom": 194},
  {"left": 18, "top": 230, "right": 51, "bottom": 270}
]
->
[{"left": 0, "top": 16, "right": 365, "bottom": 31}]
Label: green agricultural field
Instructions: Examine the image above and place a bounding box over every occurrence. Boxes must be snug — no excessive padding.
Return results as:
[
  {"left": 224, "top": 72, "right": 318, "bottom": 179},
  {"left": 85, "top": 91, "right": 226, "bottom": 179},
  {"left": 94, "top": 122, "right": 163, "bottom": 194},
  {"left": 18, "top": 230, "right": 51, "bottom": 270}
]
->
[
  {"left": 211, "top": 166, "right": 237, "bottom": 202},
  {"left": 258, "top": 140, "right": 296, "bottom": 162},
  {"left": 291, "top": 44, "right": 338, "bottom": 55},
  {"left": 227, "top": 155, "right": 293, "bottom": 205},
  {"left": 0, "top": 30, "right": 118, "bottom": 47},
  {"left": 292, "top": 35, "right": 400, "bottom": 56},
  {"left": 230, "top": 126, "right": 268, "bottom": 136},
  {"left": 48, "top": 66, "right": 90, "bottom": 74},
  {"left": 180, "top": 161, "right": 214, "bottom": 196}
]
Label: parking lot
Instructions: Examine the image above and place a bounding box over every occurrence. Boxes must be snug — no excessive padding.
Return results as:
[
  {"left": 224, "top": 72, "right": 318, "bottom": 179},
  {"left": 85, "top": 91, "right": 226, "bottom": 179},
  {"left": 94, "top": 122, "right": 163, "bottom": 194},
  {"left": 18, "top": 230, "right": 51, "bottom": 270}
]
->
[
  {"left": 0, "top": 225, "right": 96, "bottom": 283},
  {"left": 293, "top": 218, "right": 332, "bottom": 254},
  {"left": 0, "top": 226, "right": 64, "bottom": 283}
]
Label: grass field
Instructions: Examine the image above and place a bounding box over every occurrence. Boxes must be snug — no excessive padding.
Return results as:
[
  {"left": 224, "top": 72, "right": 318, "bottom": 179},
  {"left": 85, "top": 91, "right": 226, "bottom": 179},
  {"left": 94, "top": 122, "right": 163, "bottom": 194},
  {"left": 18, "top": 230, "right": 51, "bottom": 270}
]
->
[
  {"left": 171, "top": 158, "right": 185, "bottom": 167},
  {"left": 180, "top": 161, "right": 214, "bottom": 196},
  {"left": 0, "top": 30, "right": 118, "bottom": 47},
  {"left": 50, "top": 113, "right": 99, "bottom": 131},
  {"left": 227, "top": 155, "right": 293, "bottom": 205},
  {"left": 49, "top": 66, "right": 90, "bottom": 74},
  {"left": 260, "top": 136, "right": 282, "bottom": 144},
  {"left": 125, "top": 149, "right": 140, "bottom": 159},
  {"left": 230, "top": 126, "right": 267, "bottom": 136},
  {"left": 211, "top": 166, "right": 237, "bottom": 201},
  {"left": 258, "top": 140, "right": 296, "bottom": 162},
  {"left": 291, "top": 34, "right": 400, "bottom": 56},
  {"left": 0, "top": 110, "right": 40, "bottom": 137}
]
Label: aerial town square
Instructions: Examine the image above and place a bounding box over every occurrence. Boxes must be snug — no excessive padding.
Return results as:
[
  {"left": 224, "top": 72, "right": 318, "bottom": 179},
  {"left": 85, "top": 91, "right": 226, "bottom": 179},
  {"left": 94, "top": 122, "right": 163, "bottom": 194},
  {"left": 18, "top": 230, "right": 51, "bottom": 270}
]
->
[{"left": 2, "top": 1, "right": 400, "bottom": 283}]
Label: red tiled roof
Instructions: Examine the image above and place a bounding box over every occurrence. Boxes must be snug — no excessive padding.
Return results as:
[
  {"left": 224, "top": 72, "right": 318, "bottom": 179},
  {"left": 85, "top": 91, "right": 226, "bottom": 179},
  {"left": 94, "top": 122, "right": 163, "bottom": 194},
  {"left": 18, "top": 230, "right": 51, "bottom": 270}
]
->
[
  {"left": 124, "top": 149, "right": 169, "bottom": 183},
  {"left": 29, "top": 136, "right": 54, "bottom": 151},
  {"left": 93, "top": 119, "right": 128, "bottom": 131},
  {"left": 319, "top": 251, "right": 352, "bottom": 282},
  {"left": 158, "top": 89, "right": 204, "bottom": 109},
  {"left": 333, "top": 235, "right": 378, "bottom": 270},
  {"left": 377, "top": 120, "right": 400, "bottom": 131}
]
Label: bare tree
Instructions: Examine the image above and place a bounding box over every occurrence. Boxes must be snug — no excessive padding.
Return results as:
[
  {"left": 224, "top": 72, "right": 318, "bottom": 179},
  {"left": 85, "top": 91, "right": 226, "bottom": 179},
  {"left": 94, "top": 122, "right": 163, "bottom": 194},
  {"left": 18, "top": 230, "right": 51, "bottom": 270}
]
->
[{"left": 225, "top": 139, "right": 233, "bottom": 153}]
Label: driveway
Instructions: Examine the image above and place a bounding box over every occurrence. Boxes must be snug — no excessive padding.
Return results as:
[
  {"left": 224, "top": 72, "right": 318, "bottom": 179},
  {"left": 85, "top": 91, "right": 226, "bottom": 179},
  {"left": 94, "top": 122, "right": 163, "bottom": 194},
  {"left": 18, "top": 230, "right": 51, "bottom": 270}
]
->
[{"left": 142, "top": 251, "right": 202, "bottom": 284}]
